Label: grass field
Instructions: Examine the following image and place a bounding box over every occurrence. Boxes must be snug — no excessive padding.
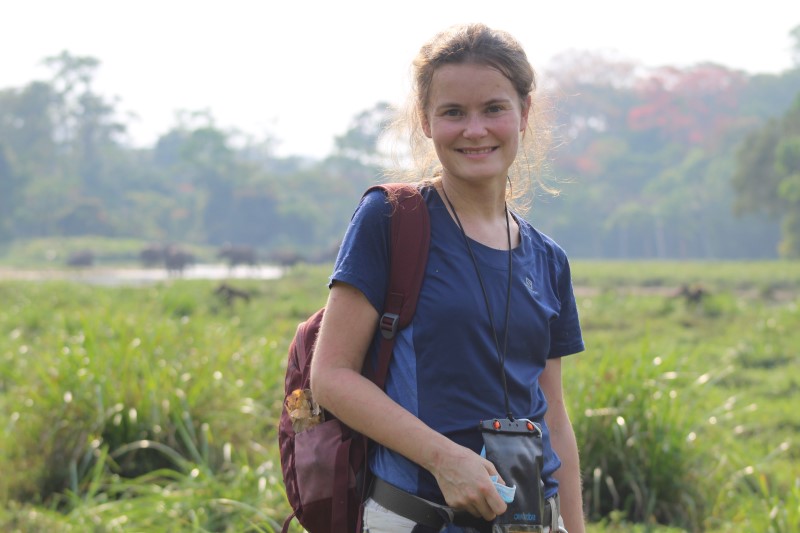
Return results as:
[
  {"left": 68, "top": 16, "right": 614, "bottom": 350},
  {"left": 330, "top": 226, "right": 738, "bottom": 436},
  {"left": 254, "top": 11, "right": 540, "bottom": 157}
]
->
[{"left": 0, "top": 260, "right": 798, "bottom": 532}]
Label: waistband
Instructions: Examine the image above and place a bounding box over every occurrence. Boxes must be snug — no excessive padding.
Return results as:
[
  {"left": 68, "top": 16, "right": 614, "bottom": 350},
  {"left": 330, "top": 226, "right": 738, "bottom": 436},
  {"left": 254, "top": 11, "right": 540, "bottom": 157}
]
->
[{"left": 368, "top": 476, "right": 557, "bottom": 531}]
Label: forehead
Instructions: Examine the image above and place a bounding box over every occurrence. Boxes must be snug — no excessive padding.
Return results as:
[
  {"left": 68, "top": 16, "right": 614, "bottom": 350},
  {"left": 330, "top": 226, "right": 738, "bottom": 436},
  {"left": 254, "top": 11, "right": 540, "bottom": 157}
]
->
[{"left": 428, "top": 63, "right": 517, "bottom": 105}]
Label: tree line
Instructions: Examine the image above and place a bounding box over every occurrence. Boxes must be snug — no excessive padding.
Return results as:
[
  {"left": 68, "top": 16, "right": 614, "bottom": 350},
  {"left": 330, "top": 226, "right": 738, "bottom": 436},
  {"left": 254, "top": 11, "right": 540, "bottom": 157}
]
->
[{"left": 1, "top": 29, "right": 800, "bottom": 260}]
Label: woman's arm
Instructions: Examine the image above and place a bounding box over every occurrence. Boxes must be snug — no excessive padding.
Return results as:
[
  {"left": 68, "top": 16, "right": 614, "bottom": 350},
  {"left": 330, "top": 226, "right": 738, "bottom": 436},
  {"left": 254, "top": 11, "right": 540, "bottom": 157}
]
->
[
  {"left": 310, "top": 282, "right": 507, "bottom": 520},
  {"left": 540, "top": 357, "right": 585, "bottom": 533}
]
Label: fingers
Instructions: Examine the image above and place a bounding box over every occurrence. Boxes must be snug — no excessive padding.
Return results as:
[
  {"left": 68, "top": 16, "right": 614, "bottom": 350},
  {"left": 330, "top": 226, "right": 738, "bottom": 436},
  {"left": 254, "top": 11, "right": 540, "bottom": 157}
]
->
[
  {"left": 482, "top": 458, "right": 505, "bottom": 487},
  {"left": 432, "top": 445, "right": 508, "bottom": 520},
  {"left": 465, "top": 483, "right": 507, "bottom": 520},
  {"left": 450, "top": 461, "right": 507, "bottom": 520},
  {"left": 475, "top": 472, "right": 508, "bottom": 520}
]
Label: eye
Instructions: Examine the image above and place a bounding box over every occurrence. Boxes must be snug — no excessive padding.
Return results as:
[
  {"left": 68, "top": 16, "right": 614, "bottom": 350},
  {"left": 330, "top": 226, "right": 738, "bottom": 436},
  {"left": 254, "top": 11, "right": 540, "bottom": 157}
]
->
[
  {"left": 486, "top": 104, "right": 505, "bottom": 114},
  {"left": 442, "top": 108, "right": 463, "bottom": 117}
]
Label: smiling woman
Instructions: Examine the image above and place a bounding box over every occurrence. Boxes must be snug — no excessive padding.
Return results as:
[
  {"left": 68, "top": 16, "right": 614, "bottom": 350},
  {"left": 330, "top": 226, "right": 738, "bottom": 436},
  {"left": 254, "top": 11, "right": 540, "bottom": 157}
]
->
[
  {"left": 385, "top": 25, "right": 556, "bottom": 217},
  {"left": 307, "top": 22, "right": 585, "bottom": 533}
]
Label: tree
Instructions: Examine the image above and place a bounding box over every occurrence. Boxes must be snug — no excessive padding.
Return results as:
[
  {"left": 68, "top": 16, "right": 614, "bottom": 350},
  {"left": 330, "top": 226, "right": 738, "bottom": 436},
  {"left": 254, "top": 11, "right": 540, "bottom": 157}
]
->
[
  {"left": 149, "top": 111, "right": 283, "bottom": 245},
  {"left": 534, "top": 51, "right": 796, "bottom": 259},
  {"left": 0, "top": 82, "right": 66, "bottom": 238},
  {"left": 0, "top": 51, "right": 136, "bottom": 239},
  {"left": 774, "top": 136, "right": 800, "bottom": 256},
  {"left": 332, "top": 101, "right": 393, "bottom": 168},
  {"left": 43, "top": 51, "right": 127, "bottom": 194},
  {"left": 733, "top": 95, "right": 800, "bottom": 257},
  {"left": 0, "top": 82, "right": 58, "bottom": 176},
  {"left": 627, "top": 64, "right": 748, "bottom": 149},
  {"left": 0, "top": 144, "right": 20, "bottom": 241}
]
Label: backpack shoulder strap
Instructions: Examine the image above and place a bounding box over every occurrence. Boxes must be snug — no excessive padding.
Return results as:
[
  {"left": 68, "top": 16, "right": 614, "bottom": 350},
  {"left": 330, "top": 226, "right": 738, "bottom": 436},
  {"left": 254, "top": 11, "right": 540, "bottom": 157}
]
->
[{"left": 363, "top": 183, "right": 430, "bottom": 389}]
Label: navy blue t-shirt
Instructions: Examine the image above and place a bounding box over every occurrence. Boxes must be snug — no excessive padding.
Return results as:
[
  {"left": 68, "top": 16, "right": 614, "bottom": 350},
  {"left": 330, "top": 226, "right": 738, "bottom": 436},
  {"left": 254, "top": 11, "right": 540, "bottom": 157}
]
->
[{"left": 330, "top": 185, "right": 584, "bottom": 504}]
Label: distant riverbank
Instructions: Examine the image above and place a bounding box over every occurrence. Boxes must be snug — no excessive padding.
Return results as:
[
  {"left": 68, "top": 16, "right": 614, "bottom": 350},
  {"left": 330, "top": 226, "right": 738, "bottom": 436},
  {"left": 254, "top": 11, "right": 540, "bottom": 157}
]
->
[{"left": 0, "top": 263, "right": 283, "bottom": 286}]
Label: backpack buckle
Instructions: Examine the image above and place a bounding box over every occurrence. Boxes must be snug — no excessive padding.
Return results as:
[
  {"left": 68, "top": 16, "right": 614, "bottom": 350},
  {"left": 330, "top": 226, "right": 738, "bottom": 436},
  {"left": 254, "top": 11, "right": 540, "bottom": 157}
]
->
[{"left": 380, "top": 312, "right": 400, "bottom": 339}]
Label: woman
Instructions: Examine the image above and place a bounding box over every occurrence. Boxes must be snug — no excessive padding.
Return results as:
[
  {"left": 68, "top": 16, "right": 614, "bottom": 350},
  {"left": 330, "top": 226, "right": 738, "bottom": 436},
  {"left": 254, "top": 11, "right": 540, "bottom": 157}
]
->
[{"left": 311, "top": 23, "right": 585, "bottom": 533}]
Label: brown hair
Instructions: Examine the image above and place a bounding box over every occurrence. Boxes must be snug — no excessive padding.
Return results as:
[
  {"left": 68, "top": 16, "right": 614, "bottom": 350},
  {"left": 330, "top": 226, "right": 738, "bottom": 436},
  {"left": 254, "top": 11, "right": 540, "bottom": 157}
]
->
[{"left": 383, "top": 23, "right": 555, "bottom": 212}]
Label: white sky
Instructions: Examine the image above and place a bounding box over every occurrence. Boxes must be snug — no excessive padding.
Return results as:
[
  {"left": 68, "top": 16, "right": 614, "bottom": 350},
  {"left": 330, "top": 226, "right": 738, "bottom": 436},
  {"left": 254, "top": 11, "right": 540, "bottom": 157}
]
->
[{"left": 2, "top": 0, "right": 799, "bottom": 159}]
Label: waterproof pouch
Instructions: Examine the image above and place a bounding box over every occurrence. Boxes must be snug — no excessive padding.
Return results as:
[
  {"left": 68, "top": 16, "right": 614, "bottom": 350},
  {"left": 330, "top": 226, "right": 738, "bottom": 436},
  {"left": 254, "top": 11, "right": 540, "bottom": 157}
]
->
[{"left": 480, "top": 418, "right": 545, "bottom": 533}]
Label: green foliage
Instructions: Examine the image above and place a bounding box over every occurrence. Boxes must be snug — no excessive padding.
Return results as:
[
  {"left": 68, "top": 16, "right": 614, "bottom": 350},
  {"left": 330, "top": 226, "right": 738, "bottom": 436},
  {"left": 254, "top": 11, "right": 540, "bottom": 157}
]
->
[
  {"left": 1, "top": 262, "right": 798, "bottom": 532},
  {"left": 733, "top": 95, "right": 800, "bottom": 257},
  {"left": 3, "top": 51, "right": 800, "bottom": 258},
  {"left": 2, "top": 458, "right": 285, "bottom": 532},
  {"left": 0, "top": 270, "right": 329, "bottom": 531},
  {"left": 573, "top": 336, "right": 709, "bottom": 528},
  {"left": 536, "top": 56, "right": 800, "bottom": 259},
  {"left": 0, "top": 53, "right": 376, "bottom": 255},
  {"left": 333, "top": 101, "right": 393, "bottom": 167},
  {"left": 567, "top": 261, "right": 799, "bottom": 531},
  {"left": 0, "top": 236, "right": 216, "bottom": 268}
]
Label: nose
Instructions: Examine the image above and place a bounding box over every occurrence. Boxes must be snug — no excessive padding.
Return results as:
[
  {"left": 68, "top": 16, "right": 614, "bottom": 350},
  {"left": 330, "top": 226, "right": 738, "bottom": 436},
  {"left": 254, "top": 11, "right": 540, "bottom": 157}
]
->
[{"left": 462, "top": 113, "right": 487, "bottom": 139}]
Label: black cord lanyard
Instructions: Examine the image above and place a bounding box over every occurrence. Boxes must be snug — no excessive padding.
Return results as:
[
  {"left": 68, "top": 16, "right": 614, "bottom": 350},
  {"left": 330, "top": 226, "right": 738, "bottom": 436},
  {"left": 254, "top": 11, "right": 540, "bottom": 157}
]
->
[{"left": 441, "top": 186, "right": 515, "bottom": 421}]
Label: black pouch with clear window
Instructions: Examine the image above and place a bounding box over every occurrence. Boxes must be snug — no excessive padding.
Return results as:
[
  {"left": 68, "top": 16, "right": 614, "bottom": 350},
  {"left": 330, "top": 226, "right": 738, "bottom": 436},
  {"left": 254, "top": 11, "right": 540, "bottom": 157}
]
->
[{"left": 480, "top": 417, "right": 545, "bottom": 532}]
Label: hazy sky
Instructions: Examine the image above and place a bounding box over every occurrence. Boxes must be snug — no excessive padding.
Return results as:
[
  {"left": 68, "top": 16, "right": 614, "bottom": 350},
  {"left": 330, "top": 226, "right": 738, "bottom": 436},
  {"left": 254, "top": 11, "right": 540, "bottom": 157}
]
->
[{"left": 3, "top": 0, "right": 799, "bottom": 158}]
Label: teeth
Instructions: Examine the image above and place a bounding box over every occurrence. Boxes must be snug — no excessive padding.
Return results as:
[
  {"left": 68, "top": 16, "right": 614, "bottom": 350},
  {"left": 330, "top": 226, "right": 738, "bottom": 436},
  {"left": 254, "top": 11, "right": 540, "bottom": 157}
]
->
[{"left": 460, "top": 148, "right": 493, "bottom": 154}]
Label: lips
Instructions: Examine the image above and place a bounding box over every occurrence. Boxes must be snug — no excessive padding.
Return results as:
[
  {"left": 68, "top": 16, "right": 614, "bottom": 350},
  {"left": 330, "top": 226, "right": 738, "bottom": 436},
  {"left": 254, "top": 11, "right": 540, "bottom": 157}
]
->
[{"left": 457, "top": 147, "right": 497, "bottom": 155}]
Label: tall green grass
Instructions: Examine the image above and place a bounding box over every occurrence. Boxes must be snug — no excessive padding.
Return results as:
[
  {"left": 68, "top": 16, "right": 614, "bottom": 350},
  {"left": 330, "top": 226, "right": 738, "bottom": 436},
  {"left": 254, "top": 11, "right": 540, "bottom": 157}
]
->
[
  {"left": 0, "top": 261, "right": 798, "bottom": 532},
  {"left": 0, "top": 267, "right": 330, "bottom": 531},
  {"left": 568, "top": 266, "right": 799, "bottom": 532},
  {"left": 571, "top": 260, "right": 800, "bottom": 292}
]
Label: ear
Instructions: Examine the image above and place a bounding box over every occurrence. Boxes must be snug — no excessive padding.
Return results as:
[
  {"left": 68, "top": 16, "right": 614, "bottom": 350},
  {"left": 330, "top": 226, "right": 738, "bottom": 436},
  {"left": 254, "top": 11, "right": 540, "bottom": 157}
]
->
[
  {"left": 420, "top": 110, "right": 432, "bottom": 138},
  {"left": 520, "top": 95, "right": 532, "bottom": 132}
]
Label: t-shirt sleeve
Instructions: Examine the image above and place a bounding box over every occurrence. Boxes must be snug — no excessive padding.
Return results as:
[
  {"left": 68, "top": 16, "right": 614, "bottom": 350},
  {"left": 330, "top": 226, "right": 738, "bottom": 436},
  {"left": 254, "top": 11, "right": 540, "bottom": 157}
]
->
[
  {"left": 548, "top": 254, "right": 585, "bottom": 359},
  {"left": 328, "top": 189, "right": 392, "bottom": 314}
]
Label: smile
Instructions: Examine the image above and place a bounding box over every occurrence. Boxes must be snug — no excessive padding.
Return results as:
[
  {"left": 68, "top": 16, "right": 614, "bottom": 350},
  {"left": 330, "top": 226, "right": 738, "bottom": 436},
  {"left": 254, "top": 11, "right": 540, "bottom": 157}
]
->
[{"left": 457, "top": 147, "right": 497, "bottom": 155}]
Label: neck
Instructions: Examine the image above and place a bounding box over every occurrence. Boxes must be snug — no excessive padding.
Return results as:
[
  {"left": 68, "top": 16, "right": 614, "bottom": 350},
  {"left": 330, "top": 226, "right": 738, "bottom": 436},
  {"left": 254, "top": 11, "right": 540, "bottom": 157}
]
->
[
  {"left": 438, "top": 176, "right": 507, "bottom": 221},
  {"left": 437, "top": 176, "right": 518, "bottom": 250}
]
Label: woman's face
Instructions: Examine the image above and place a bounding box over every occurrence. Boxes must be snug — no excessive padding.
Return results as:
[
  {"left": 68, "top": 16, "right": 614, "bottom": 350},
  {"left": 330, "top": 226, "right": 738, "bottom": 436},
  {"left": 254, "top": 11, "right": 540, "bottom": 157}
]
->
[{"left": 422, "top": 63, "right": 530, "bottom": 187}]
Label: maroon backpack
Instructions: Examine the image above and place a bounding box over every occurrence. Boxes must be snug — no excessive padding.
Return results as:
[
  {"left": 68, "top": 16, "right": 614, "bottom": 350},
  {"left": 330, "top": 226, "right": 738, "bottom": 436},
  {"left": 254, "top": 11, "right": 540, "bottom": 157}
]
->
[{"left": 278, "top": 184, "right": 430, "bottom": 533}]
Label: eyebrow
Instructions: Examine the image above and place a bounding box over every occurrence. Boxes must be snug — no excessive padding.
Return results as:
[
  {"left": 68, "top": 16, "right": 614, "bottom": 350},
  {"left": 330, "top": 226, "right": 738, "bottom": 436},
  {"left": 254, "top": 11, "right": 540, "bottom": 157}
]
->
[{"left": 433, "top": 97, "right": 513, "bottom": 111}]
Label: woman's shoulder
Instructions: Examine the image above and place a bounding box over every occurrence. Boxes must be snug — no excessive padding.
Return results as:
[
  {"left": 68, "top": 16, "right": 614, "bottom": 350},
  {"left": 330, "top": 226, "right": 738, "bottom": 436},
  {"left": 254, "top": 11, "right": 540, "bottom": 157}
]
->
[
  {"left": 517, "top": 216, "right": 565, "bottom": 253},
  {"left": 358, "top": 182, "right": 439, "bottom": 217},
  {"left": 353, "top": 187, "right": 396, "bottom": 222},
  {"left": 517, "top": 217, "right": 570, "bottom": 265},
  {"left": 361, "top": 181, "right": 433, "bottom": 206}
]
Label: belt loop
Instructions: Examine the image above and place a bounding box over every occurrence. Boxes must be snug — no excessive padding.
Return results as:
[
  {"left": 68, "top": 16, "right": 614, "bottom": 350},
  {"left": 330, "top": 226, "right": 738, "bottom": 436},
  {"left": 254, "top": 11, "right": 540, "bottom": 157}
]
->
[{"left": 548, "top": 495, "right": 559, "bottom": 531}]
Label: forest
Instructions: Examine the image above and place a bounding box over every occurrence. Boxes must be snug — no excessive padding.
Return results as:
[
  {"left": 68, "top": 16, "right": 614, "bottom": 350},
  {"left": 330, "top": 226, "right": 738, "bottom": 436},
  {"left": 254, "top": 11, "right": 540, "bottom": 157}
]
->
[
  {"left": 2, "top": 28, "right": 800, "bottom": 533},
  {"left": 1, "top": 26, "right": 800, "bottom": 261}
]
